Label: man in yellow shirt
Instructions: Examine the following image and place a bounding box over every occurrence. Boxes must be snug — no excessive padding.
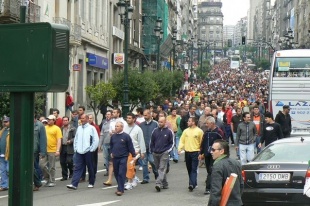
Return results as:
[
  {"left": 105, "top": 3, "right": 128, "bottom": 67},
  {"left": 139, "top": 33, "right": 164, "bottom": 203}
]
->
[
  {"left": 178, "top": 117, "right": 203, "bottom": 192},
  {"left": 40, "top": 114, "right": 62, "bottom": 187}
]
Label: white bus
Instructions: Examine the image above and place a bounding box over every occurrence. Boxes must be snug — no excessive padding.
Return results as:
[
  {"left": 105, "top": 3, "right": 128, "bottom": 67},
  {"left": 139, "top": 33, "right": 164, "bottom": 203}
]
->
[
  {"left": 268, "top": 49, "right": 310, "bottom": 135},
  {"left": 230, "top": 56, "right": 240, "bottom": 69}
]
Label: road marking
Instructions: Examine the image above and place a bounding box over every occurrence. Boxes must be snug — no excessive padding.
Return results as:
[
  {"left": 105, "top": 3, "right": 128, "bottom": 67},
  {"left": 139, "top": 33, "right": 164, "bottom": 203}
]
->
[
  {"left": 76, "top": 200, "right": 120, "bottom": 206},
  {"left": 55, "top": 169, "right": 106, "bottom": 181},
  {"left": 0, "top": 169, "right": 108, "bottom": 199},
  {"left": 101, "top": 185, "right": 118, "bottom": 190}
]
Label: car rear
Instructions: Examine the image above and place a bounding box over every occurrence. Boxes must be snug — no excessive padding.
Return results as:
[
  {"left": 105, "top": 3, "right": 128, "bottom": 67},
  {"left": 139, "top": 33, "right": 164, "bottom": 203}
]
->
[{"left": 242, "top": 139, "right": 310, "bottom": 206}]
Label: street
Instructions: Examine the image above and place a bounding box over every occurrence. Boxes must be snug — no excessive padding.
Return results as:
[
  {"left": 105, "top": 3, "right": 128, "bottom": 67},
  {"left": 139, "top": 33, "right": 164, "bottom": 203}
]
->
[{"left": 0, "top": 146, "right": 237, "bottom": 206}]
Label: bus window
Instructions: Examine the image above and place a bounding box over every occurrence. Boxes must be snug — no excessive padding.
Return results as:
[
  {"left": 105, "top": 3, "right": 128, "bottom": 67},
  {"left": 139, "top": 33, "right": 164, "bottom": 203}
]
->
[{"left": 274, "top": 57, "right": 310, "bottom": 78}]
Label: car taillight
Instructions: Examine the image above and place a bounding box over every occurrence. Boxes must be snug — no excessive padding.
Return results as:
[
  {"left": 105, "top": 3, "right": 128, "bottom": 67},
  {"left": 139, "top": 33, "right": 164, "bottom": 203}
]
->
[
  {"left": 242, "top": 170, "right": 246, "bottom": 181},
  {"left": 306, "top": 170, "right": 310, "bottom": 178}
]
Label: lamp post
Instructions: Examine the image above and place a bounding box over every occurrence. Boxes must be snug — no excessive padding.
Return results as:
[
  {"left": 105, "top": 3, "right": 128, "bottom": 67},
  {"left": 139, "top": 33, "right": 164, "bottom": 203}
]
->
[
  {"left": 197, "top": 40, "right": 202, "bottom": 78},
  {"left": 154, "top": 17, "right": 163, "bottom": 71},
  {"left": 189, "top": 36, "right": 194, "bottom": 71},
  {"left": 172, "top": 28, "right": 177, "bottom": 71},
  {"left": 117, "top": 0, "right": 133, "bottom": 117}
]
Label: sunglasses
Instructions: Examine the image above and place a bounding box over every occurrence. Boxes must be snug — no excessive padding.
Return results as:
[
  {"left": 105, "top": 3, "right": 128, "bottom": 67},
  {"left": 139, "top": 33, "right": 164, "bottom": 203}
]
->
[{"left": 211, "top": 148, "right": 222, "bottom": 152}]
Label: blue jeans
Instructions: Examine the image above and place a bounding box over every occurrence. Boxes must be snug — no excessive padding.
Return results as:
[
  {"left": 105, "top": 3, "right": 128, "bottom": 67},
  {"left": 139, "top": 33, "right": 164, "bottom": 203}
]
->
[
  {"left": 102, "top": 144, "right": 111, "bottom": 171},
  {"left": 171, "top": 137, "right": 180, "bottom": 160},
  {"left": 239, "top": 143, "right": 255, "bottom": 165},
  {"left": 0, "top": 157, "right": 9, "bottom": 188},
  {"left": 185, "top": 151, "right": 199, "bottom": 188},
  {"left": 256, "top": 136, "right": 261, "bottom": 153},
  {"left": 142, "top": 150, "right": 158, "bottom": 182},
  {"left": 233, "top": 133, "right": 240, "bottom": 158}
]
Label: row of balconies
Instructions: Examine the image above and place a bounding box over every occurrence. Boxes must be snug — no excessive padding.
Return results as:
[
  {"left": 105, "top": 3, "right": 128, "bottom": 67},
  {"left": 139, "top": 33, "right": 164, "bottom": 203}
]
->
[
  {"left": 0, "top": 0, "right": 40, "bottom": 23},
  {"left": 53, "top": 17, "right": 82, "bottom": 46}
]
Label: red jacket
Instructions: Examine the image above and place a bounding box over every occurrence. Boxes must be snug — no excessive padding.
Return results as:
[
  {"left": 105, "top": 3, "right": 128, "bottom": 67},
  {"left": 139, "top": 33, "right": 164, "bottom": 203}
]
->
[
  {"left": 66, "top": 95, "right": 73, "bottom": 107},
  {"left": 90, "top": 122, "right": 100, "bottom": 136},
  {"left": 225, "top": 109, "right": 233, "bottom": 125},
  {"left": 55, "top": 117, "right": 63, "bottom": 128}
]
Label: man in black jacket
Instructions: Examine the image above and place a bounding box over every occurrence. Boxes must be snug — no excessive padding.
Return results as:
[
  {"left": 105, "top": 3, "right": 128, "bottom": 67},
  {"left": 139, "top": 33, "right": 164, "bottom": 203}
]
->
[
  {"left": 60, "top": 116, "right": 76, "bottom": 181},
  {"left": 180, "top": 105, "right": 199, "bottom": 131},
  {"left": 275, "top": 105, "right": 292, "bottom": 138},
  {"left": 208, "top": 140, "right": 243, "bottom": 206}
]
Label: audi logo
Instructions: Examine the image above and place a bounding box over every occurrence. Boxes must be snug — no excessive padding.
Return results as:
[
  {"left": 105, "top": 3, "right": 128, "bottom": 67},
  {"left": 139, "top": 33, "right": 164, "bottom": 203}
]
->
[{"left": 267, "top": 165, "right": 280, "bottom": 169}]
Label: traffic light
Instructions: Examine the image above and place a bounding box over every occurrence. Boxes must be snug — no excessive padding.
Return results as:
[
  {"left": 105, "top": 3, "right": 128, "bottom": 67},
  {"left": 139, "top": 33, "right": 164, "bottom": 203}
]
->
[
  {"left": 242, "top": 36, "right": 246, "bottom": 45},
  {"left": 228, "top": 39, "right": 232, "bottom": 47}
]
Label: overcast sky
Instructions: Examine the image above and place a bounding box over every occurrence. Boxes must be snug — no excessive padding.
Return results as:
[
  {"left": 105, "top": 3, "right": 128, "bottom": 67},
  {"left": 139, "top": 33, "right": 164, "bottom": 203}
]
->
[{"left": 221, "top": 0, "right": 250, "bottom": 25}]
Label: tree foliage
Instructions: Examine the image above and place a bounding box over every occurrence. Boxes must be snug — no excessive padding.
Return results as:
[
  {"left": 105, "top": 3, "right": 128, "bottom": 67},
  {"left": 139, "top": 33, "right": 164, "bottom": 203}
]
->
[
  {"left": 85, "top": 82, "right": 117, "bottom": 124},
  {"left": 110, "top": 70, "right": 159, "bottom": 111},
  {"left": 256, "top": 59, "right": 271, "bottom": 70},
  {"left": 0, "top": 92, "right": 46, "bottom": 119}
]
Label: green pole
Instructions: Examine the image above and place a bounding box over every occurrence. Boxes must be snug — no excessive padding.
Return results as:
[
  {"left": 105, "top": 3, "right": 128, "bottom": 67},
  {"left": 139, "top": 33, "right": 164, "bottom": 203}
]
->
[
  {"left": 9, "top": 93, "right": 34, "bottom": 206},
  {"left": 157, "top": 39, "right": 160, "bottom": 71},
  {"left": 9, "top": 6, "right": 34, "bottom": 206},
  {"left": 200, "top": 47, "right": 203, "bottom": 78},
  {"left": 173, "top": 44, "right": 176, "bottom": 71},
  {"left": 122, "top": 4, "right": 130, "bottom": 117},
  {"left": 197, "top": 47, "right": 200, "bottom": 78}
]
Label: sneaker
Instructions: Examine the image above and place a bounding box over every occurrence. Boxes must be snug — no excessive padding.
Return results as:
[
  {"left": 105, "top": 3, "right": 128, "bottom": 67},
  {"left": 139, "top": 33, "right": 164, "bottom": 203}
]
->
[
  {"left": 134, "top": 176, "right": 141, "bottom": 183},
  {"left": 138, "top": 166, "right": 143, "bottom": 171},
  {"left": 155, "top": 185, "right": 161, "bottom": 192},
  {"left": 67, "top": 184, "right": 77, "bottom": 190},
  {"left": 125, "top": 183, "right": 132, "bottom": 190},
  {"left": 131, "top": 180, "right": 137, "bottom": 187},
  {"left": 46, "top": 182, "right": 55, "bottom": 187},
  {"left": 204, "top": 189, "right": 211, "bottom": 195},
  {"left": 41, "top": 180, "right": 47, "bottom": 184},
  {"left": 162, "top": 185, "right": 169, "bottom": 189},
  {"left": 188, "top": 185, "right": 194, "bottom": 192},
  {"left": 87, "top": 184, "right": 94, "bottom": 188},
  {"left": 141, "top": 180, "right": 149, "bottom": 184}
]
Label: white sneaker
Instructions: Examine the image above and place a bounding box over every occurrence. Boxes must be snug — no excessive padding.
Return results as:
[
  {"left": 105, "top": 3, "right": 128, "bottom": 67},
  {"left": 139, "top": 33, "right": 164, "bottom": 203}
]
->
[
  {"left": 87, "top": 184, "right": 94, "bottom": 188},
  {"left": 132, "top": 180, "right": 137, "bottom": 187},
  {"left": 138, "top": 166, "right": 143, "bottom": 171},
  {"left": 134, "top": 176, "right": 141, "bottom": 183},
  {"left": 124, "top": 183, "right": 132, "bottom": 190}
]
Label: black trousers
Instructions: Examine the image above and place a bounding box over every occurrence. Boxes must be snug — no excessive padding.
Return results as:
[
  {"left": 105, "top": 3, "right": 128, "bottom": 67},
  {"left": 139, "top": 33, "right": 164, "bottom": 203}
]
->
[
  {"left": 60, "top": 145, "right": 73, "bottom": 178},
  {"left": 204, "top": 154, "right": 214, "bottom": 190}
]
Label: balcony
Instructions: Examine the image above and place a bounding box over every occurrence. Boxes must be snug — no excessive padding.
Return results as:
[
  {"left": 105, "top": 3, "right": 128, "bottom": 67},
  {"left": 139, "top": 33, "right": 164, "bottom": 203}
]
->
[
  {"left": 201, "top": 2, "right": 222, "bottom": 8},
  {"left": 0, "top": 0, "right": 40, "bottom": 23},
  {"left": 53, "top": 17, "right": 81, "bottom": 46}
]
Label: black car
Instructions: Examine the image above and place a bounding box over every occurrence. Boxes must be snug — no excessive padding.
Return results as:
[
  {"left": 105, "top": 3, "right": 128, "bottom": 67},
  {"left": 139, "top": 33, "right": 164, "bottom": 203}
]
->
[{"left": 242, "top": 136, "right": 310, "bottom": 206}]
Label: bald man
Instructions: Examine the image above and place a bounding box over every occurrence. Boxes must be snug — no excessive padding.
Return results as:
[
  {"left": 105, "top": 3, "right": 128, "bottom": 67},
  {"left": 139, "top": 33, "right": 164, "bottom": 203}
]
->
[{"left": 150, "top": 117, "right": 174, "bottom": 192}]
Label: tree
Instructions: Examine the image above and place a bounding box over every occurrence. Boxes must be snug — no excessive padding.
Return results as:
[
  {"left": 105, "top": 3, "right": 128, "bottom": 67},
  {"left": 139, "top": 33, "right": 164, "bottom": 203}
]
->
[
  {"left": 85, "top": 82, "right": 117, "bottom": 124},
  {"left": 0, "top": 92, "right": 46, "bottom": 119},
  {"left": 256, "top": 59, "right": 271, "bottom": 70},
  {"left": 110, "top": 70, "right": 159, "bottom": 111}
]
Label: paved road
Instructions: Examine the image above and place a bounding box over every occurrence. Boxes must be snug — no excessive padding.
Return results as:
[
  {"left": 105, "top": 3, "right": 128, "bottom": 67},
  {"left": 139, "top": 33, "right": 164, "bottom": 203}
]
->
[{"left": 0, "top": 145, "right": 238, "bottom": 206}]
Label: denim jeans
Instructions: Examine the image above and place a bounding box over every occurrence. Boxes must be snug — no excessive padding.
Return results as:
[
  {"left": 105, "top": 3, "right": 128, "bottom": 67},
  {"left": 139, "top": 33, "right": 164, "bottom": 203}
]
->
[
  {"left": 185, "top": 151, "right": 199, "bottom": 188},
  {"left": 239, "top": 143, "right": 255, "bottom": 165},
  {"left": 255, "top": 136, "right": 261, "bottom": 153},
  {"left": 171, "top": 136, "right": 180, "bottom": 160},
  {"left": 142, "top": 150, "right": 158, "bottom": 182},
  {"left": 0, "top": 157, "right": 9, "bottom": 189},
  {"left": 233, "top": 133, "right": 240, "bottom": 157},
  {"left": 103, "top": 144, "right": 111, "bottom": 171}
]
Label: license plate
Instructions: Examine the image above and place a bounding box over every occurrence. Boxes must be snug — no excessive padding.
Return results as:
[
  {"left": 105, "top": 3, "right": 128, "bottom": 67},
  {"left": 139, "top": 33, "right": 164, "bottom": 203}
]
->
[{"left": 258, "top": 173, "right": 290, "bottom": 181}]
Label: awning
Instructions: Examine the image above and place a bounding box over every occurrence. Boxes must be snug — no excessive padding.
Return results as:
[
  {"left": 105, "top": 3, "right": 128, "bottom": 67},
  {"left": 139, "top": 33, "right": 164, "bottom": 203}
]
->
[{"left": 128, "top": 44, "right": 150, "bottom": 65}]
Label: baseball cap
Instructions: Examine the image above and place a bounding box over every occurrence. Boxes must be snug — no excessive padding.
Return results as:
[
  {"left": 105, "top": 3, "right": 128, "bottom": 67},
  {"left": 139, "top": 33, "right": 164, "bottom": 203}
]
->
[
  {"left": 47, "top": 115, "right": 56, "bottom": 120},
  {"left": 2, "top": 116, "right": 10, "bottom": 122},
  {"left": 41, "top": 119, "right": 48, "bottom": 123},
  {"left": 283, "top": 105, "right": 290, "bottom": 110}
]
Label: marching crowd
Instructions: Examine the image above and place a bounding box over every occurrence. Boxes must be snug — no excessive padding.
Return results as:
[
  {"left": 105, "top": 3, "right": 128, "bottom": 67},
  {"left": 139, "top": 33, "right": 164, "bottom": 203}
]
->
[{"left": 0, "top": 60, "right": 292, "bottom": 205}]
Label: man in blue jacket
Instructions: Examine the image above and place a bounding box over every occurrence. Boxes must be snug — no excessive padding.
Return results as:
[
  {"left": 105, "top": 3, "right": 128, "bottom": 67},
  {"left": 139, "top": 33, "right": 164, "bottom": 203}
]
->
[
  {"left": 110, "top": 121, "right": 136, "bottom": 196},
  {"left": 66, "top": 114, "right": 99, "bottom": 190},
  {"left": 150, "top": 117, "right": 174, "bottom": 192}
]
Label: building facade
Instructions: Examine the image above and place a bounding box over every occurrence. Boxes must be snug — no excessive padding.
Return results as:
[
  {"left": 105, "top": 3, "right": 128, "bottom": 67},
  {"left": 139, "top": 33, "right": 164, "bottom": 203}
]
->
[{"left": 198, "top": 0, "right": 223, "bottom": 56}]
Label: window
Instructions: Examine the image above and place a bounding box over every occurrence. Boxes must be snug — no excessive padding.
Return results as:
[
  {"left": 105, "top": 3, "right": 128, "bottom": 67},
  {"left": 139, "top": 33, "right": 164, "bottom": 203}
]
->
[{"left": 210, "top": 26, "right": 213, "bottom": 30}]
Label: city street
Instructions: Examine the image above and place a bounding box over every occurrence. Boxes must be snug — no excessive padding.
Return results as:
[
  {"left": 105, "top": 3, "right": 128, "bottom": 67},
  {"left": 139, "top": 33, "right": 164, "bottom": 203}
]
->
[{"left": 0, "top": 147, "right": 237, "bottom": 206}]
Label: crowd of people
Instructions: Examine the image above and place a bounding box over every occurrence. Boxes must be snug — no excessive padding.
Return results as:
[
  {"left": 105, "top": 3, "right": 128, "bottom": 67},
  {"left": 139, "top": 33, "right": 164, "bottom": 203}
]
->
[{"left": 0, "top": 59, "right": 292, "bottom": 205}]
